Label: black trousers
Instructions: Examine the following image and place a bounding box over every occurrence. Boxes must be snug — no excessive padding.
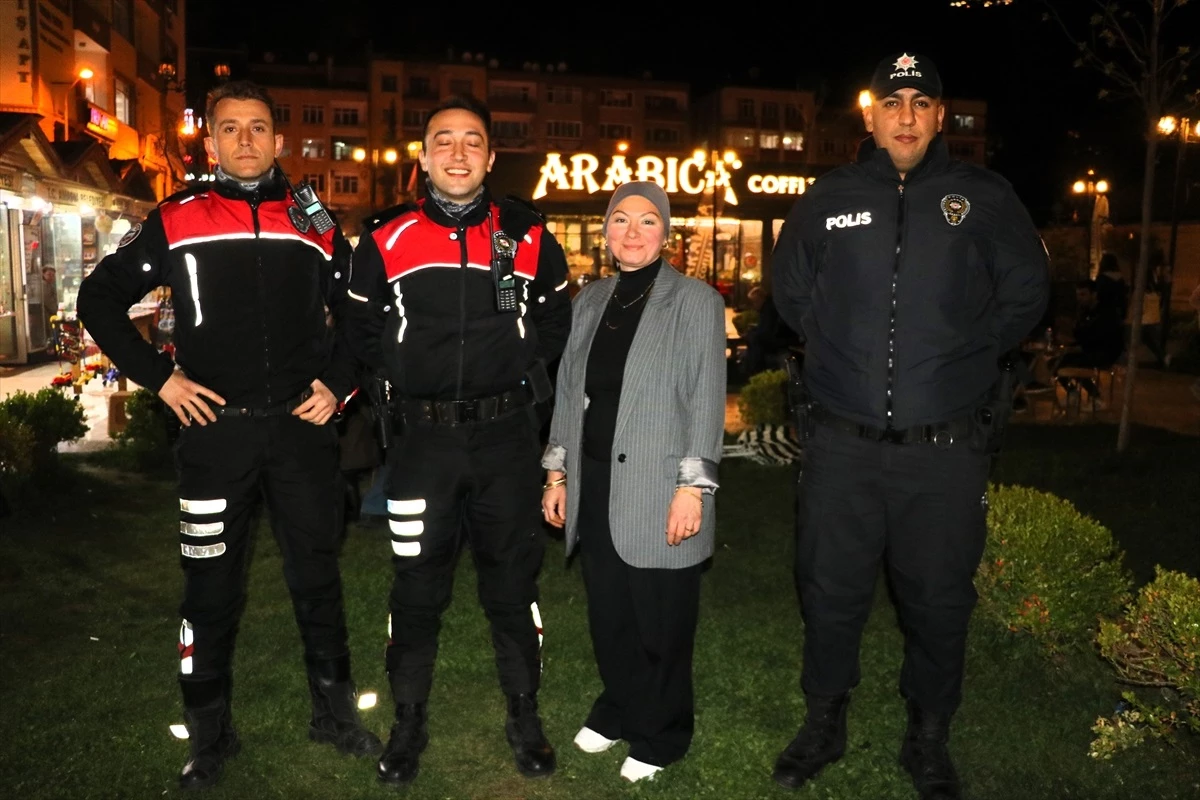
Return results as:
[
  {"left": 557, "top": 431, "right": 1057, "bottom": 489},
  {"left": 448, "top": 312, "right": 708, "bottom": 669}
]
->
[
  {"left": 173, "top": 415, "right": 348, "bottom": 688},
  {"left": 795, "top": 423, "right": 991, "bottom": 715},
  {"left": 578, "top": 453, "right": 702, "bottom": 767},
  {"left": 383, "top": 413, "right": 545, "bottom": 704}
]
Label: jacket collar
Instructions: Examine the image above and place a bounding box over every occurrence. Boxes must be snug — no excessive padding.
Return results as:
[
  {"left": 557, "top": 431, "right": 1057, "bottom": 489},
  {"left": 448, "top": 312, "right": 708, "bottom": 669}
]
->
[
  {"left": 210, "top": 166, "right": 288, "bottom": 204},
  {"left": 856, "top": 134, "right": 949, "bottom": 184},
  {"left": 420, "top": 186, "right": 494, "bottom": 228}
]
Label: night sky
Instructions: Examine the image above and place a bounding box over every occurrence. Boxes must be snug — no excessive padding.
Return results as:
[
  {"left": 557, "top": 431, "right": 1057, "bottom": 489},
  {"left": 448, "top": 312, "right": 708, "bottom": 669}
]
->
[{"left": 188, "top": 2, "right": 1200, "bottom": 226}]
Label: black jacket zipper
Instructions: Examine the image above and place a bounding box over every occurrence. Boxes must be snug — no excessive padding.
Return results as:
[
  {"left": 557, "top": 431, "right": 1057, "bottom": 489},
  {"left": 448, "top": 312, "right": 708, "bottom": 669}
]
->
[
  {"left": 886, "top": 183, "right": 904, "bottom": 429},
  {"left": 455, "top": 223, "right": 468, "bottom": 399}
]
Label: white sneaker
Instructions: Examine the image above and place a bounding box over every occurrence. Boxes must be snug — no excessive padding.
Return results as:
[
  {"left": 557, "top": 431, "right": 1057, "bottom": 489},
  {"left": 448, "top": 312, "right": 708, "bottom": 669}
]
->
[
  {"left": 573, "top": 726, "right": 618, "bottom": 753},
  {"left": 619, "top": 756, "right": 662, "bottom": 782}
]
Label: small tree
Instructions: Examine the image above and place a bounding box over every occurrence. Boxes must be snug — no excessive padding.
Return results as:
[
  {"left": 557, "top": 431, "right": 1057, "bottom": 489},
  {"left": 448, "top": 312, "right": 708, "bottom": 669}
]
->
[{"left": 1041, "top": 0, "right": 1200, "bottom": 452}]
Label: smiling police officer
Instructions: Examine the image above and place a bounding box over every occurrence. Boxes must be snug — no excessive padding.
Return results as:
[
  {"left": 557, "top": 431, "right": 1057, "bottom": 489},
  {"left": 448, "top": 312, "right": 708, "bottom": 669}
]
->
[{"left": 769, "top": 53, "right": 1049, "bottom": 799}]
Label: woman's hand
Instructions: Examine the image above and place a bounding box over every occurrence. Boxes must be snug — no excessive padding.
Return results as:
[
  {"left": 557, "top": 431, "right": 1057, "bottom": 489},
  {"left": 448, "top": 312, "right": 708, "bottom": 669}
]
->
[
  {"left": 666, "top": 487, "right": 703, "bottom": 546},
  {"left": 541, "top": 472, "right": 566, "bottom": 528}
]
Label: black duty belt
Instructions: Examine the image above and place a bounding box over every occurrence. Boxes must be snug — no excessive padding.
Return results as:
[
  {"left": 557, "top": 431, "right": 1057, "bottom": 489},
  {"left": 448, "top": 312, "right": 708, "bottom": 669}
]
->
[
  {"left": 209, "top": 388, "right": 312, "bottom": 419},
  {"left": 395, "top": 388, "right": 530, "bottom": 426},
  {"left": 809, "top": 404, "right": 973, "bottom": 449}
]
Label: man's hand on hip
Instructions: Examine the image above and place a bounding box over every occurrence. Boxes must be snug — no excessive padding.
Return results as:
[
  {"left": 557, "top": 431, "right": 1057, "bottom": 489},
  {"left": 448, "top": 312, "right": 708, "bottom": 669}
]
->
[
  {"left": 158, "top": 371, "right": 225, "bottom": 427},
  {"left": 293, "top": 379, "right": 337, "bottom": 425}
]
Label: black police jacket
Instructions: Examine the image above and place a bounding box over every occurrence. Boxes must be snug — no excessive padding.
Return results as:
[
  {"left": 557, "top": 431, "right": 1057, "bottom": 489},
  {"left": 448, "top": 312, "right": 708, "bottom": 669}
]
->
[
  {"left": 773, "top": 136, "right": 1049, "bottom": 429},
  {"left": 77, "top": 170, "right": 357, "bottom": 408},
  {"left": 345, "top": 189, "right": 572, "bottom": 400}
]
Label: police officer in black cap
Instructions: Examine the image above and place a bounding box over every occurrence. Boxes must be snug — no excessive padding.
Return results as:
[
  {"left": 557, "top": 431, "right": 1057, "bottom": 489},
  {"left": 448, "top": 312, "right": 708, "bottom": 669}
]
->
[{"left": 769, "top": 53, "right": 1049, "bottom": 799}]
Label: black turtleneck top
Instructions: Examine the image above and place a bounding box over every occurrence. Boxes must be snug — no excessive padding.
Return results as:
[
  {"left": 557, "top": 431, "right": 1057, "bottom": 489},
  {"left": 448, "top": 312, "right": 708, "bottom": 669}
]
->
[{"left": 582, "top": 258, "right": 663, "bottom": 461}]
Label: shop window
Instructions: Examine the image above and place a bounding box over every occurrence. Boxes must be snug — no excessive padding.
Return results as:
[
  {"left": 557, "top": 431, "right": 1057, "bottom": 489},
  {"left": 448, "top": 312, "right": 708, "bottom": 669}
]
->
[
  {"left": 114, "top": 76, "right": 134, "bottom": 126},
  {"left": 301, "top": 138, "right": 325, "bottom": 159},
  {"left": 380, "top": 74, "right": 398, "bottom": 93},
  {"left": 302, "top": 173, "right": 326, "bottom": 192},
  {"left": 759, "top": 133, "right": 779, "bottom": 149},
  {"left": 781, "top": 131, "right": 804, "bottom": 152},
  {"left": 274, "top": 105, "right": 291, "bottom": 125},
  {"left": 332, "top": 107, "right": 360, "bottom": 126},
  {"left": 302, "top": 105, "right": 324, "bottom": 125},
  {"left": 599, "top": 90, "right": 633, "bottom": 108},
  {"left": 546, "top": 120, "right": 582, "bottom": 139},
  {"left": 333, "top": 174, "right": 359, "bottom": 194}
]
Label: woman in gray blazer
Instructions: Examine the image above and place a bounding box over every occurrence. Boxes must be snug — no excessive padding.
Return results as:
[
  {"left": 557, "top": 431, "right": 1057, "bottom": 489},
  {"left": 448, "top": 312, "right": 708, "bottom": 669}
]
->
[{"left": 540, "top": 181, "right": 726, "bottom": 783}]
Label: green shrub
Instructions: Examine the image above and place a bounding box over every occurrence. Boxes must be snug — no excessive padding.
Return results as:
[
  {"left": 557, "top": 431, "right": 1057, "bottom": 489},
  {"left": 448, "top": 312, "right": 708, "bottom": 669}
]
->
[
  {"left": 0, "top": 389, "right": 88, "bottom": 468},
  {"left": 1090, "top": 567, "right": 1200, "bottom": 759},
  {"left": 737, "top": 369, "right": 788, "bottom": 427},
  {"left": 975, "top": 484, "right": 1133, "bottom": 653},
  {"left": 731, "top": 309, "right": 759, "bottom": 336},
  {"left": 113, "top": 388, "right": 173, "bottom": 470},
  {"left": 0, "top": 414, "right": 36, "bottom": 478}
]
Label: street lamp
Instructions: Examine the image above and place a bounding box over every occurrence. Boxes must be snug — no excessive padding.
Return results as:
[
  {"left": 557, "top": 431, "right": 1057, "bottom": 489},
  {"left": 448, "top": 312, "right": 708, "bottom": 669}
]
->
[
  {"left": 692, "top": 147, "right": 741, "bottom": 289},
  {"left": 353, "top": 147, "right": 399, "bottom": 211},
  {"left": 1156, "top": 115, "right": 1200, "bottom": 354},
  {"left": 51, "top": 67, "right": 94, "bottom": 141},
  {"left": 1071, "top": 169, "right": 1110, "bottom": 275}
]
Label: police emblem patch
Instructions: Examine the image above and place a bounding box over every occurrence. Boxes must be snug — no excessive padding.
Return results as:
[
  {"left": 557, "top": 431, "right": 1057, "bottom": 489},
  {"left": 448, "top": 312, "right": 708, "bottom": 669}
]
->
[
  {"left": 940, "top": 194, "right": 970, "bottom": 226},
  {"left": 117, "top": 222, "right": 142, "bottom": 248},
  {"left": 287, "top": 205, "right": 312, "bottom": 233}
]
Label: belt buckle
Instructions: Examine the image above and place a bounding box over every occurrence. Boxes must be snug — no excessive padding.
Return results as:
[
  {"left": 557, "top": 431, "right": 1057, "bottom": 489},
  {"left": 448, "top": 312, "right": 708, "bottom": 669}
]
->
[
  {"left": 932, "top": 428, "right": 954, "bottom": 449},
  {"left": 457, "top": 401, "right": 477, "bottom": 424},
  {"left": 477, "top": 397, "right": 499, "bottom": 420}
]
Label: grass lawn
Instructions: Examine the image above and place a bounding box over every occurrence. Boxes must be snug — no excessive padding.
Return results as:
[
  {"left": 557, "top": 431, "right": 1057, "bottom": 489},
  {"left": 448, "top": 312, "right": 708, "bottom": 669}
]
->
[{"left": 0, "top": 422, "right": 1197, "bottom": 799}]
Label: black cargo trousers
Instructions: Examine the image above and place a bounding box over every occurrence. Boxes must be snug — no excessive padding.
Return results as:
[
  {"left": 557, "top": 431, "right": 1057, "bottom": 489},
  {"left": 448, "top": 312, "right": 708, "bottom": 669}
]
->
[
  {"left": 173, "top": 414, "right": 350, "bottom": 688},
  {"left": 381, "top": 409, "right": 546, "bottom": 704},
  {"left": 794, "top": 422, "right": 991, "bottom": 715}
]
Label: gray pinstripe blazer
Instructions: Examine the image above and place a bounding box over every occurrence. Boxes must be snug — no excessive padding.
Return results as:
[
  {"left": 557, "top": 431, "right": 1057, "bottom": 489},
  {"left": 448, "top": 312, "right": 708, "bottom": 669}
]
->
[{"left": 542, "top": 262, "right": 726, "bottom": 569}]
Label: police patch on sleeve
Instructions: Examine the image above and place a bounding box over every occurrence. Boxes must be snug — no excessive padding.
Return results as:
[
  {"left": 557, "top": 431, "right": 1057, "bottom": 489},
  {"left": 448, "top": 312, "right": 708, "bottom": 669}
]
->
[{"left": 117, "top": 222, "right": 142, "bottom": 248}]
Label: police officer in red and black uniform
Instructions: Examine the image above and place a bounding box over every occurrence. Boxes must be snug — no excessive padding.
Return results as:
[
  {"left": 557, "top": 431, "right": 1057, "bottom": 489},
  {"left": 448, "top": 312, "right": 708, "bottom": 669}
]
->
[
  {"left": 345, "top": 94, "right": 572, "bottom": 787},
  {"left": 77, "top": 80, "right": 380, "bottom": 790},
  {"left": 769, "top": 54, "right": 1049, "bottom": 799}
]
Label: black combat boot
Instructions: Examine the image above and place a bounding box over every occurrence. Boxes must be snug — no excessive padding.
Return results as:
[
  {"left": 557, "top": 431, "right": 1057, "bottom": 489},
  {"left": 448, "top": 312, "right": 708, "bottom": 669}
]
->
[
  {"left": 178, "top": 677, "right": 240, "bottom": 791},
  {"left": 505, "top": 693, "right": 556, "bottom": 778},
  {"left": 899, "top": 702, "right": 962, "bottom": 800},
  {"left": 772, "top": 693, "right": 850, "bottom": 789},
  {"left": 377, "top": 702, "right": 429, "bottom": 787},
  {"left": 306, "top": 654, "right": 383, "bottom": 757}
]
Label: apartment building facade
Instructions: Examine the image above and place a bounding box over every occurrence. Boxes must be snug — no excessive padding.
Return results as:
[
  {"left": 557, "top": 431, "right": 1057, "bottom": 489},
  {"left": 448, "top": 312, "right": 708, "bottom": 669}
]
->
[{"left": 0, "top": 0, "right": 186, "bottom": 364}]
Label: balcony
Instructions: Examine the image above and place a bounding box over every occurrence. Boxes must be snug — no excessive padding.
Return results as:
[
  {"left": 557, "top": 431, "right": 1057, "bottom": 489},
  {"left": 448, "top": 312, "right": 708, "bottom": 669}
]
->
[
  {"left": 643, "top": 105, "right": 688, "bottom": 123},
  {"left": 487, "top": 95, "right": 537, "bottom": 114},
  {"left": 73, "top": 3, "right": 111, "bottom": 51}
]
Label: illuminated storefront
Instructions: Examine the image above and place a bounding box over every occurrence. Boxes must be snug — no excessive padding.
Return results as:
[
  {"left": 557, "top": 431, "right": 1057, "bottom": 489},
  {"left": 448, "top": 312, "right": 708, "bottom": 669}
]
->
[
  {"left": 0, "top": 116, "right": 155, "bottom": 364},
  {"left": 487, "top": 149, "right": 818, "bottom": 305}
]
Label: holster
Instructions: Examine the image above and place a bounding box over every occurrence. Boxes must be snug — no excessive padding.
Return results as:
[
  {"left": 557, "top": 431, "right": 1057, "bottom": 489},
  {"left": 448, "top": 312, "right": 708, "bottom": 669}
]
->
[
  {"left": 972, "top": 350, "right": 1020, "bottom": 456},
  {"left": 783, "top": 353, "right": 813, "bottom": 442},
  {"left": 365, "top": 372, "right": 394, "bottom": 451}
]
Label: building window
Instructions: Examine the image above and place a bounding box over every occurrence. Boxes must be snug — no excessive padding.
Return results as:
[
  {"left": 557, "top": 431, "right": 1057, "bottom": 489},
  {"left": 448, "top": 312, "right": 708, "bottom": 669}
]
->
[
  {"left": 785, "top": 104, "right": 804, "bottom": 128},
  {"left": 545, "top": 120, "right": 582, "bottom": 139},
  {"left": 380, "top": 74, "right": 397, "bottom": 93},
  {"left": 490, "top": 84, "right": 532, "bottom": 102},
  {"left": 114, "top": 76, "right": 134, "bottom": 125},
  {"left": 402, "top": 109, "right": 427, "bottom": 128},
  {"left": 645, "top": 127, "right": 681, "bottom": 146},
  {"left": 332, "top": 107, "right": 360, "bottom": 126},
  {"left": 781, "top": 131, "right": 804, "bottom": 151},
  {"left": 408, "top": 76, "right": 433, "bottom": 97},
  {"left": 737, "top": 98, "right": 755, "bottom": 120},
  {"left": 449, "top": 79, "right": 474, "bottom": 97},
  {"left": 599, "top": 90, "right": 633, "bottom": 108},
  {"left": 302, "top": 173, "right": 326, "bottom": 192},
  {"left": 761, "top": 101, "right": 779, "bottom": 124},
  {"left": 759, "top": 132, "right": 779, "bottom": 149},
  {"left": 953, "top": 114, "right": 976, "bottom": 133},
  {"left": 333, "top": 174, "right": 359, "bottom": 194},
  {"left": 274, "top": 105, "right": 291, "bottom": 125},
  {"left": 545, "top": 85, "right": 576, "bottom": 104},
  {"left": 302, "top": 105, "right": 324, "bottom": 125},
  {"left": 725, "top": 128, "right": 755, "bottom": 149},
  {"left": 821, "top": 140, "right": 836, "bottom": 155},
  {"left": 645, "top": 94, "right": 680, "bottom": 112},
  {"left": 599, "top": 123, "right": 633, "bottom": 140},
  {"left": 112, "top": 0, "right": 132, "bottom": 42},
  {"left": 492, "top": 120, "right": 529, "bottom": 141},
  {"left": 301, "top": 138, "right": 325, "bottom": 159},
  {"left": 278, "top": 138, "right": 292, "bottom": 157},
  {"left": 331, "top": 139, "right": 364, "bottom": 161}
]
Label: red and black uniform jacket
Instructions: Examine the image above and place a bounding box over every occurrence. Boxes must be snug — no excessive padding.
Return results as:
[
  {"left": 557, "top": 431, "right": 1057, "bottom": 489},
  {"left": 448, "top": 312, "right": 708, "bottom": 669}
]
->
[
  {"left": 77, "top": 171, "right": 356, "bottom": 408},
  {"left": 346, "top": 189, "right": 572, "bottom": 401}
]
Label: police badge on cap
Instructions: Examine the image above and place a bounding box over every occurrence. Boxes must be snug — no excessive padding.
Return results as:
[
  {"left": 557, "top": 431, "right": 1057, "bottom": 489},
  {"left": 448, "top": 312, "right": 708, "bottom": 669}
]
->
[{"left": 940, "top": 194, "right": 970, "bottom": 226}]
